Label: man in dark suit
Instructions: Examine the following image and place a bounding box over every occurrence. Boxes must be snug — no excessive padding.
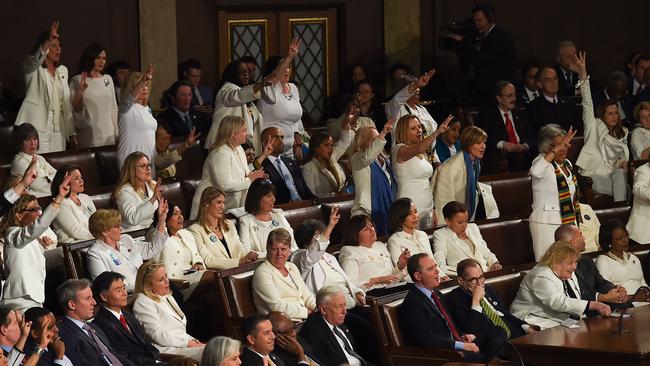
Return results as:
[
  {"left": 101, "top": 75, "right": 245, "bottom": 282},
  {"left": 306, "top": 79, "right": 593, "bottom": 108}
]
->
[
  {"left": 446, "top": 259, "right": 534, "bottom": 339},
  {"left": 299, "top": 286, "right": 372, "bottom": 366},
  {"left": 554, "top": 41, "right": 579, "bottom": 97},
  {"left": 476, "top": 81, "right": 534, "bottom": 171},
  {"left": 592, "top": 71, "right": 635, "bottom": 127},
  {"left": 157, "top": 80, "right": 209, "bottom": 137},
  {"left": 527, "top": 66, "right": 582, "bottom": 134},
  {"left": 269, "top": 312, "right": 321, "bottom": 366},
  {"left": 629, "top": 54, "right": 650, "bottom": 97},
  {"left": 56, "top": 279, "right": 133, "bottom": 366},
  {"left": 516, "top": 61, "right": 541, "bottom": 108},
  {"left": 254, "top": 127, "right": 316, "bottom": 204},
  {"left": 240, "top": 314, "right": 287, "bottom": 366},
  {"left": 91, "top": 272, "right": 163, "bottom": 366},
  {"left": 398, "top": 254, "right": 507, "bottom": 363},
  {"left": 23, "top": 307, "right": 73, "bottom": 366},
  {"left": 179, "top": 58, "right": 214, "bottom": 108}
]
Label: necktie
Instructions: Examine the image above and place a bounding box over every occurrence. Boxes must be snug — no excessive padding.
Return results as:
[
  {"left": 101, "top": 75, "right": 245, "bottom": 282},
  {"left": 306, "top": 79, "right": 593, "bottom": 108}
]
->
[
  {"left": 264, "top": 355, "right": 277, "bottom": 366},
  {"left": 480, "top": 298, "right": 511, "bottom": 338},
  {"left": 82, "top": 323, "right": 123, "bottom": 366},
  {"left": 503, "top": 112, "right": 518, "bottom": 144},
  {"left": 332, "top": 326, "right": 365, "bottom": 365},
  {"left": 119, "top": 313, "right": 131, "bottom": 334},
  {"left": 563, "top": 280, "right": 577, "bottom": 298},
  {"left": 566, "top": 72, "right": 573, "bottom": 89},
  {"left": 430, "top": 292, "right": 462, "bottom": 341},
  {"left": 193, "top": 87, "right": 204, "bottom": 106},
  {"left": 553, "top": 97, "right": 557, "bottom": 104},
  {"left": 183, "top": 113, "right": 192, "bottom": 130},
  {"left": 276, "top": 158, "right": 301, "bottom": 201}
]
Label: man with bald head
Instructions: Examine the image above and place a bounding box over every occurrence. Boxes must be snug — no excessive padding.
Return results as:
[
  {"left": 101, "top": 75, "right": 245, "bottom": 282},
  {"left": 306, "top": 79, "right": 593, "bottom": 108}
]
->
[
  {"left": 254, "top": 127, "right": 315, "bottom": 203},
  {"left": 526, "top": 66, "right": 582, "bottom": 134},
  {"left": 269, "top": 312, "right": 320, "bottom": 365}
]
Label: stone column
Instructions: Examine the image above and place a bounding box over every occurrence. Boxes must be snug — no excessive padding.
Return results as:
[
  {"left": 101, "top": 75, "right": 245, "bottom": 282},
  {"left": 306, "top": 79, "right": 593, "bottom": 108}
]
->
[{"left": 384, "top": 0, "right": 421, "bottom": 96}]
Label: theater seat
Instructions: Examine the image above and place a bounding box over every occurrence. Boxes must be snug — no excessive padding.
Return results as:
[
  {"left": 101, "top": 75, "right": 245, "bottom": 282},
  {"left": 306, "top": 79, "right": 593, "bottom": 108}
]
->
[
  {"left": 322, "top": 200, "right": 354, "bottom": 245},
  {"left": 478, "top": 218, "right": 535, "bottom": 268},
  {"left": 566, "top": 135, "right": 584, "bottom": 164},
  {"left": 96, "top": 150, "right": 120, "bottom": 186},
  {"left": 283, "top": 205, "right": 324, "bottom": 232},
  {"left": 216, "top": 261, "right": 263, "bottom": 338},
  {"left": 162, "top": 181, "right": 188, "bottom": 217},
  {"left": 180, "top": 179, "right": 201, "bottom": 214},
  {"left": 88, "top": 189, "right": 114, "bottom": 210},
  {"left": 480, "top": 172, "right": 532, "bottom": 218},
  {"left": 0, "top": 125, "right": 13, "bottom": 163},
  {"left": 45, "top": 150, "right": 102, "bottom": 188},
  {"left": 171, "top": 143, "right": 207, "bottom": 179},
  {"left": 484, "top": 272, "right": 526, "bottom": 310},
  {"left": 62, "top": 239, "right": 95, "bottom": 279}
]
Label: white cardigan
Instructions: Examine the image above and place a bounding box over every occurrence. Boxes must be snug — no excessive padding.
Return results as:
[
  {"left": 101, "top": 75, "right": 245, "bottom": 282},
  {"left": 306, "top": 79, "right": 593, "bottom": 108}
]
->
[
  {"left": 115, "top": 182, "right": 158, "bottom": 232},
  {"left": 238, "top": 209, "right": 297, "bottom": 256},
  {"left": 301, "top": 129, "right": 351, "bottom": 197},
  {"left": 432, "top": 224, "right": 499, "bottom": 276},
  {"left": 10, "top": 152, "right": 57, "bottom": 198},
  {"left": 252, "top": 260, "right": 316, "bottom": 320},
  {"left": 627, "top": 163, "right": 650, "bottom": 244},
  {"left": 186, "top": 221, "right": 246, "bottom": 270},
  {"left": 51, "top": 194, "right": 96, "bottom": 243},
  {"left": 351, "top": 136, "right": 388, "bottom": 216}
]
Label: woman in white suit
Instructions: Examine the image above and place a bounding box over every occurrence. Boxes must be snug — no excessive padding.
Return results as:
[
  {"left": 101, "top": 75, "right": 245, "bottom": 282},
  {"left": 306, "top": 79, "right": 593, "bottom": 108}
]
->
[
  {"left": 630, "top": 101, "right": 650, "bottom": 160},
  {"left": 15, "top": 21, "right": 75, "bottom": 153},
  {"left": 433, "top": 201, "right": 501, "bottom": 276},
  {"left": 252, "top": 228, "right": 316, "bottom": 320},
  {"left": 190, "top": 116, "right": 265, "bottom": 218},
  {"left": 132, "top": 262, "right": 205, "bottom": 361},
  {"left": 574, "top": 52, "right": 629, "bottom": 201},
  {"left": 187, "top": 186, "right": 258, "bottom": 270},
  {"left": 9, "top": 124, "right": 57, "bottom": 198},
  {"left": 627, "top": 160, "right": 650, "bottom": 244},
  {"left": 50, "top": 165, "right": 96, "bottom": 243},
  {"left": 510, "top": 241, "right": 611, "bottom": 329},
  {"left": 529, "top": 124, "right": 580, "bottom": 260}
]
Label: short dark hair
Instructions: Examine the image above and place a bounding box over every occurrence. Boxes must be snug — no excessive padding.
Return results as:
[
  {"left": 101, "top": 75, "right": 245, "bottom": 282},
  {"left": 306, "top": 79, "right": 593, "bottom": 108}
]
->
[
  {"left": 241, "top": 142, "right": 254, "bottom": 151},
  {"left": 535, "top": 66, "right": 555, "bottom": 82},
  {"left": 598, "top": 219, "right": 628, "bottom": 251},
  {"left": 442, "top": 201, "right": 468, "bottom": 219},
  {"left": 240, "top": 55, "right": 257, "bottom": 65},
  {"left": 354, "top": 78, "right": 374, "bottom": 93},
  {"left": 107, "top": 61, "right": 131, "bottom": 79},
  {"left": 388, "top": 198, "right": 413, "bottom": 235},
  {"left": 156, "top": 119, "right": 173, "bottom": 135},
  {"left": 520, "top": 58, "right": 542, "bottom": 79},
  {"left": 342, "top": 215, "right": 373, "bottom": 246},
  {"left": 50, "top": 164, "right": 82, "bottom": 197},
  {"left": 23, "top": 307, "right": 52, "bottom": 332},
  {"left": 294, "top": 220, "right": 326, "bottom": 249},
  {"left": 79, "top": 42, "right": 105, "bottom": 73},
  {"left": 306, "top": 132, "right": 333, "bottom": 162},
  {"left": 169, "top": 80, "right": 192, "bottom": 98},
  {"left": 244, "top": 179, "right": 276, "bottom": 214},
  {"left": 241, "top": 314, "right": 270, "bottom": 341},
  {"left": 472, "top": 2, "right": 495, "bottom": 22},
  {"left": 13, "top": 123, "right": 39, "bottom": 154},
  {"left": 634, "top": 54, "right": 650, "bottom": 68},
  {"left": 179, "top": 58, "right": 202, "bottom": 79},
  {"left": 92, "top": 271, "right": 126, "bottom": 303},
  {"left": 456, "top": 258, "right": 482, "bottom": 278},
  {"left": 219, "top": 60, "right": 245, "bottom": 89},
  {"left": 151, "top": 202, "right": 179, "bottom": 234},
  {"left": 407, "top": 253, "right": 429, "bottom": 282},
  {"left": 0, "top": 306, "right": 15, "bottom": 327},
  {"left": 389, "top": 62, "right": 410, "bottom": 76}
]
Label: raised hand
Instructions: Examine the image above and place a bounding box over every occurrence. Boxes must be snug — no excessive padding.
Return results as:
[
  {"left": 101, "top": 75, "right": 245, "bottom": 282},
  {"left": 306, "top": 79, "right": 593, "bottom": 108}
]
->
[
  {"left": 38, "top": 315, "right": 53, "bottom": 349},
  {"left": 49, "top": 21, "right": 60, "bottom": 41},
  {"left": 37, "top": 236, "right": 54, "bottom": 249},
  {"left": 56, "top": 173, "right": 71, "bottom": 199},
  {"left": 16, "top": 311, "right": 31, "bottom": 338},
  {"left": 79, "top": 72, "right": 89, "bottom": 92},
  {"left": 328, "top": 206, "right": 340, "bottom": 227},
  {"left": 157, "top": 196, "right": 169, "bottom": 219},
  {"left": 561, "top": 126, "right": 577, "bottom": 149},
  {"left": 342, "top": 103, "right": 360, "bottom": 131},
  {"left": 186, "top": 127, "right": 200, "bottom": 146},
  {"left": 397, "top": 248, "right": 411, "bottom": 269},
  {"left": 416, "top": 69, "right": 436, "bottom": 88},
  {"left": 153, "top": 178, "right": 163, "bottom": 200},
  {"left": 21, "top": 155, "right": 38, "bottom": 187},
  {"left": 574, "top": 51, "right": 587, "bottom": 80},
  {"left": 288, "top": 38, "right": 301, "bottom": 58},
  {"left": 248, "top": 169, "right": 265, "bottom": 181},
  {"left": 145, "top": 64, "right": 155, "bottom": 79},
  {"left": 434, "top": 114, "right": 453, "bottom": 136},
  {"left": 380, "top": 117, "right": 396, "bottom": 138}
]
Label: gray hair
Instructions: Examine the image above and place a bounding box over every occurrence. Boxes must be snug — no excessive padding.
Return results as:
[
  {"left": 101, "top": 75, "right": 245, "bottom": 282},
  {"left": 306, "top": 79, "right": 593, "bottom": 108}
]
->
[
  {"left": 57, "top": 279, "right": 91, "bottom": 311},
  {"left": 316, "top": 286, "right": 345, "bottom": 307},
  {"left": 556, "top": 40, "right": 577, "bottom": 54},
  {"left": 538, "top": 124, "right": 566, "bottom": 153},
  {"left": 200, "top": 336, "right": 241, "bottom": 366}
]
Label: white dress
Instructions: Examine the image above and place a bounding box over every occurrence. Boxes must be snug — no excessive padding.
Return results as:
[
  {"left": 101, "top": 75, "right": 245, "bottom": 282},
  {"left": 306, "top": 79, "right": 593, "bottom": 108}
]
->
[
  {"left": 392, "top": 144, "right": 434, "bottom": 229},
  {"left": 258, "top": 83, "right": 304, "bottom": 158},
  {"left": 10, "top": 152, "right": 56, "bottom": 198},
  {"left": 117, "top": 95, "right": 157, "bottom": 172},
  {"left": 70, "top": 74, "right": 118, "bottom": 148},
  {"left": 595, "top": 252, "right": 648, "bottom": 294},
  {"left": 630, "top": 126, "right": 650, "bottom": 160}
]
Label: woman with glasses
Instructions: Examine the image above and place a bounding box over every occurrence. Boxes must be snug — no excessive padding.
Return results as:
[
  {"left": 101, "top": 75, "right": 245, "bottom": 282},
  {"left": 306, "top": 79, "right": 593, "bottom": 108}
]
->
[
  {"left": 9, "top": 123, "right": 57, "bottom": 198},
  {"left": 0, "top": 174, "right": 71, "bottom": 311},
  {"left": 50, "top": 164, "right": 96, "bottom": 243},
  {"left": 113, "top": 152, "right": 162, "bottom": 231},
  {"left": 86, "top": 203, "right": 169, "bottom": 292}
]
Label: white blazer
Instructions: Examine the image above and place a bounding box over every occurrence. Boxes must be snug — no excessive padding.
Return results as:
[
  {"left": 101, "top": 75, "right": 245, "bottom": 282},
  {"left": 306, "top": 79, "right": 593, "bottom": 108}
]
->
[
  {"left": 86, "top": 232, "right": 168, "bottom": 291},
  {"left": 351, "top": 136, "right": 388, "bottom": 216},
  {"left": 510, "top": 264, "right": 588, "bottom": 329},
  {"left": 238, "top": 209, "right": 297, "bottom": 256},
  {"left": 301, "top": 130, "right": 351, "bottom": 197},
  {"left": 10, "top": 152, "right": 57, "bottom": 198},
  {"left": 15, "top": 47, "right": 74, "bottom": 152},
  {"left": 627, "top": 163, "right": 650, "bottom": 244},
  {"left": 387, "top": 230, "right": 435, "bottom": 279},
  {"left": 529, "top": 154, "right": 577, "bottom": 225},
  {"left": 51, "top": 194, "right": 96, "bottom": 243},
  {"left": 153, "top": 229, "right": 204, "bottom": 280},
  {"left": 1, "top": 203, "right": 60, "bottom": 304},
  {"left": 115, "top": 183, "right": 158, "bottom": 232},
  {"left": 338, "top": 241, "right": 405, "bottom": 291},
  {"left": 206, "top": 82, "right": 262, "bottom": 152},
  {"left": 186, "top": 221, "right": 246, "bottom": 270},
  {"left": 432, "top": 224, "right": 499, "bottom": 276},
  {"left": 252, "top": 260, "right": 316, "bottom": 320},
  {"left": 132, "top": 293, "right": 204, "bottom": 361},
  {"left": 630, "top": 126, "right": 650, "bottom": 160}
]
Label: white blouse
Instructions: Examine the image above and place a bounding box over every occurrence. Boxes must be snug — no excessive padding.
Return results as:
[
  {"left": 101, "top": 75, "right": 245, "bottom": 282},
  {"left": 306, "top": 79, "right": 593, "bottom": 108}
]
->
[
  {"left": 115, "top": 182, "right": 159, "bottom": 232},
  {"left": 10, "top": 152, "right": 56, "bottom": 198},
  {"left": 258, "top": 83, "right": 305, "bottom": 157},
  {"left": 117, "top": 95, "right": 157, "bottom": 172},
  {"left": 51, "top": 194, "right": 96, "bottom": 243},
  {"left": 595, "top": 252, "right": 648, "bottom": 294},
  {"left": 70, "top": 74, "right": 118, "bottom": 148}
]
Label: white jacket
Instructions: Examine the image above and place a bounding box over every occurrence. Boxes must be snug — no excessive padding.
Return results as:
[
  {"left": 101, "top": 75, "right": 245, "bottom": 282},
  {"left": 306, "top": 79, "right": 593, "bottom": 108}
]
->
[
  {"left": 51, "top": 194, "right": 96, "bottom": 243},
  {"left": 186, "top": 221, "right": 246, "bottom": 270},
  {"left": 252, "top": 260, "right": 316, "bottom": 320},
  {"left": 627, "top": 163, "right": 650, "bottom": 244},
  {"left": 432, "top": 224, "right": 499, "bottom": 276},
  {"left": 301, "top": 130, "right": 351, "bottom": 197},
  {"left": 153, "top": 229, "right": 204, "bottom": 280},
  {"left": 529, "top": 154, "right": 577, "bottom": 225},
  {"left": 10, "top": 152, "right": 57, "bottom": 198},
  {"left": 115, "top": 183, "right": 158, "bottom": 232},
  {"left": 351, "top": 136, "right": 388, "bottom": 216},
  {"left": 238, "top": 209, "right": 297, "bottom": 256}
]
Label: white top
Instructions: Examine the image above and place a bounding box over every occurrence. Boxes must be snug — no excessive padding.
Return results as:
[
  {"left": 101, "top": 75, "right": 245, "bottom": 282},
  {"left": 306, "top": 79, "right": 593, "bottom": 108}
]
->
[
  {"left": 51, "top": 194, "right": 96, "bottom": 243},
  {"left": 630, "top": 126, "right": 650, "bottom": 160},
  {"left": 115, "top": 182, "right": 159, "bottom": 232},
  {"left": 258, "top": 83, "right": 305, "bottom": 157},
  {"left": 186, "top": 221, "right": 247, "bottom": 270},
  {"left": 432, "top": 224, "right": 499, "bottom": 276},
  {"left": 529, "top": 154, "right": 577, "bottom": 225},
  {"left": 338, "top": 241, "right": 405, "bottom": 291},
  {"left": 252, "top": 260, "right": 316, "bottom": 320},
  {"left": 152, "top": 229, "right": 204, "bottom": 280},
  {"left": 238, "top": 209, "right": 297, "bottom": 256},
  {"left": 70, "top": 74, "right": 118, "bottom": 148},
  {"left": 387, "top": 230, "right": 435, "bottom": 279},
  {"left": 627, "top": 163, "right": 650, "bottom": 244},
  {"left": 10, "top": 152, "right": 56, "bottom": 198},
  {"left": 392, "top": 144, "right": 434, "bottom": 229},
  {"left": 117, "top": 95, "right": 157, "bottom": 172},
  {"left": 207, "top": 82, "right": 262, "bottom": 152},
  {"left": 595, "top": 252, "right": 648, "bottom": 293},
  {"left": 301, "top": 130, "right": 352, "bottom": 197}
]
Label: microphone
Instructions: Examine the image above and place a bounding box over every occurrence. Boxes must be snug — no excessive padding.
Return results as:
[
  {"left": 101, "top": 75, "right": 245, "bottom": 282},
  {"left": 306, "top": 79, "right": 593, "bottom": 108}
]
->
[
  {"left": 615, "top": 285, "right": 650, "bottom": 335},
  {"left": 484, "top": 339, "right": 524, "bottom": 366}
]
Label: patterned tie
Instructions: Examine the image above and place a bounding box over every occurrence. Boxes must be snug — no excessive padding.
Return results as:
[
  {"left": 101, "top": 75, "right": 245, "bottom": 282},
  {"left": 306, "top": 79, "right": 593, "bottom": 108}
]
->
[
  {"left": 430, "top": 292, "right": 462, "bottom": 341},
  {"left": 276, "top": 158, "right": 301, "bottom": 201},
  {"left": 503, "top": 112, "right": 518, "bottom": 144},
  {"left": 480, "top": 298, "right": 511, "bottom": 338},
  {"left": 119, "top": 313, "right": 131, "bottom": 334},
  {"left": 332, "top": 326, "right": 366, "bottom": 366},
  {"left": 82, "top": 323, "right": 123, "bottom": 366}
]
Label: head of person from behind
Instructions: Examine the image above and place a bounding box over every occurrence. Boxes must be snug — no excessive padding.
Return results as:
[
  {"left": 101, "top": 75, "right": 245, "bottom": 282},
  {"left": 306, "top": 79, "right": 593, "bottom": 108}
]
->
[
  {"left": 495, "top": 81, "right": 516, "bottom": 112},
  {"left": 262, "top": 55, "right": 291, "bottom": 85},
  {"left": 538, "top": 124, "right": 571, "bottom": 163},
  {"left": 461, "top": 126, "right": 487, "bottom": 160},
  {"left": 261, "top": 127, "right": 285, "bottom": 156},
  {"left": 307, "top": 132, "right": 335, "bottom": 163},
  {"left": 598, "top": 220, "right": 629, "bottom": 257},
  {"left": 135, "top": 262, "right": 171, "bottom": 300},
  {"left": 316, "top": 286, "right": 347, "bottom": 327},
  {"left": 92, "top": 271, "right": 128, "bottom": 312},
  {"left": 214, "top": 116, "right": 247, "bottom": 149},
  {"left": 89, "top": 209, "right": 122, "bottom": 245},
  {"left": 342, "top": 214, "right": 377, "bottom": 248},
  {"left": 169, "top": 80, "right": 193, "bottom": 113},
  {"left": 554, "top": 224, "right": 586, "bottom": 253},
  {"left": 57, "top": 279, "right": 96, "bottom": 321},
  {"left": 388, "top": 197, "right": 419, "bottom": 234},
  {"left": 245, "top": 178, "right": 276, "bottom": 216},
  {"left": 266, "top": 228, "right": 292, "bottom": 270},
  {"left": 79, "top": 42, "right": 107, "bottom": 75},
  {"left": 407, "top": 253, "right": 441, "bottom": 290},
  {"left": 294, "top": 219, "right": 326, "bottom": 250},
  {"left": 634, "top": 101, "right": 650, "bottom": 130},
  {"left": 443, "top": 201, "right": 469, "bottom": 237},
  {"left": 540, "top": 241, "right": 579, "bottom": 281},
  {"left": 242, "top": 314, "right": 275, "bottom": 357},
  {"left": 13, "top": 123, "right": 39, "bottom": 156},
  {"left": 456, "top": 258, "right": 486, "bottom": 293},
  {"left": 201, "top": 336, "right": 242, "bottom": 366}
]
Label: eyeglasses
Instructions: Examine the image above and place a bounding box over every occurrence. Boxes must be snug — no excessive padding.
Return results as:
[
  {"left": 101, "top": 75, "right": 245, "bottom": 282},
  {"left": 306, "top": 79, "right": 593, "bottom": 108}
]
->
[
  {"left": 21, "top": 207, "right": 42, "bottom": 213},
  {"left": 462, "top": 274, "right": 486, "bottom": 285},
  {"left": 137, "top": 163, "right": 152, "bottom": 170}
]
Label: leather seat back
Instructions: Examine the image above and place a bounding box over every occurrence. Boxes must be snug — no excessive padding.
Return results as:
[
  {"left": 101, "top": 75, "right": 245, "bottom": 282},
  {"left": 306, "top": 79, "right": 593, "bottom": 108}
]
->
[
  {"left": 162, "top": 181, "right": 188, "bottom": 217},
  {"left": 180, "top": 179, "right": 201, "bottom": 213},
  {"left": 217, "top": 261, "right": 263, "bottom": 338},
  {"left": 485, "top": 272, "right": 526, "bottom": 310},
  {"left": 96, "top": 150, "right": 120, "bottom": 186},
  {"left": 0, "top": 125, "right": 14, "bottom": 163},
  {"left": 46, "top": 150, "right": 102, "bottom": 188},
  {"left": 382, "top": 298, "right": 406, "bottom": 347},
  {"left": 478, "top": 218, "right": 535, "bottom": 267},
  {"left": 63, "top": 239, "right": 95, "bottom": 279},
  {"left": 480, "top": 172, "right": 532, "bottom": 218}
]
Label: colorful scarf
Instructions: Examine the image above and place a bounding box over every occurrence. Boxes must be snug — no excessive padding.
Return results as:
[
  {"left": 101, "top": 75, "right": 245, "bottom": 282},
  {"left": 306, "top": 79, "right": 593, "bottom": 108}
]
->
[{"left": 552, "top": 160, "right": 582, "bottom": 225}]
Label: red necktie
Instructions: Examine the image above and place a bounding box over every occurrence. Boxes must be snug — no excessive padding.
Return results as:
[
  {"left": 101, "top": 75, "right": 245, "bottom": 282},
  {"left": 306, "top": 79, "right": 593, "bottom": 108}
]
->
[
  {"left": 119, "top": 313, "right": 131, "bottom": 334},
  {"left": 430, "top": 292, "right": 462, "bottom": 341},
  {"left": 503, "top": 112, "right": 518, "bottom": 144}
]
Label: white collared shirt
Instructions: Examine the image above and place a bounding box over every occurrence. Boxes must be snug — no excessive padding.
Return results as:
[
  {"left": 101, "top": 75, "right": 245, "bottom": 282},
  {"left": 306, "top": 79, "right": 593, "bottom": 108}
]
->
[
  {"left": 543, "top": 93, "right": 558, "bottom": 104},
  {"left": 496, "top": 106, "right": 522, "bottom": 149}
]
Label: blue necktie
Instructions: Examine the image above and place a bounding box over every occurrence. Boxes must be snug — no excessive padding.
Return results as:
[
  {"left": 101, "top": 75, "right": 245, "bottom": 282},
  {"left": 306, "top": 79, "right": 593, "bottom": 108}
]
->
[{"left": 276, "top": 158, "right": 301, "bottom": 201}]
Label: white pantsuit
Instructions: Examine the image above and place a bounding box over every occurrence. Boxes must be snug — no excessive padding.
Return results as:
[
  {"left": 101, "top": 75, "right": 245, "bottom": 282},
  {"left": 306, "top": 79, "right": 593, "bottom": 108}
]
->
[
  {"left": 115, "top": 182, "right": 158, "bottom": 232},
  {"left": 252, "top": 260, "right": 316, "bottom": 320},
  {"left": 432, "top": 224, "right": 499, "bottom": 276},
  {"left": 630, "top": 126, "right": 650, "bottom": 160},
  {"left": 10, "top": 152, "right": 57, "bottom": 198},
  {"left": 627, "top": 163, "right": 650, "bottom": 244},
  {"left": 387, "top": 230, "right": 435, "bottom": 279},
  {"left": 152, "top": 229, "right": 205, "bottom": 299},
  {"left": 351, "top": 136, "right": 388, "bottom": 217}
]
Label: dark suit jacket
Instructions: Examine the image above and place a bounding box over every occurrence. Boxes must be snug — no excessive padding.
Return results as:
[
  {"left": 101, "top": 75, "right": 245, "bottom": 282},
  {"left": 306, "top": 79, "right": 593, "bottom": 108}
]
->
[
  {"left": 272, "top": 335, "right": 321, "bottom": 366},
  {"left": 0, "top": 194, "right": 13, "bottom": 218},
  {"left": 156, "top": 107, "right": 209, "bottom": 137},
  {"left": 526, "top": 94, "right": 582, "bottom": 135},
  {"left": 446, "top": 285, "right": 526, "bottom": 339},
  {"left": 191, "top": 84, "right": 214, "bottom": 107},
  {"left": 57, "top": 316, "right": 134, "bottom": 366},
  {"left": 92, "top": 307, "right": 161, "bottom": 366},
  {"left": 299, "top": 313, "right": 368, "bottom": 366},
  {"left": 471, "top": 25, "right": 517, "bottom": 102},
  {"left": 554, "top": 65, "right": 578, "bottom": 97},
  {"left": 476, "top": 104, "right": 534, "bottom": 152},
  {"left": 576, "top": 255, "right": 616, "bottom": 302},
  {"left": 592, "top": 88, "right": 635, "bottom": 125},
  {"left": 258, "top": 156, "right": 316, "bottom": 204},
  {"left": 240, "top": 347, "right": 286, "bottom": 366}
]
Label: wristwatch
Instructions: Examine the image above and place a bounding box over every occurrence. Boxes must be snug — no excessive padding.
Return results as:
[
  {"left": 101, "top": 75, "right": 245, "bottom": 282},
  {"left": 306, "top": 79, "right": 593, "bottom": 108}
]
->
[{"left": 33, "top": 346, "right": 46, "bottom": 356}]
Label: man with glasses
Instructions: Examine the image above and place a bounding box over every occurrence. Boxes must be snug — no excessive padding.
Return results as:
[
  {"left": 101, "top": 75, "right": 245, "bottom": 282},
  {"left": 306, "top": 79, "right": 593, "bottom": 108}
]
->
[
  {"left": 446, "top": 258, "right": 536, "bottom": 339},
  {"left": 268, "top": 312, "right": 320, "bottom": 366},
  {"left": 526, "top": 66, "right": 582, "bottom": 135}
]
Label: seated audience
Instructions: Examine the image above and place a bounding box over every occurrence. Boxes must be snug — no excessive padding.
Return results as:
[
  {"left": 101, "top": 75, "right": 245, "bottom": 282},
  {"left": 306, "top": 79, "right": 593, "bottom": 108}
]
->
[
  {"left": 596, "top": 220, "right": 649, "bottom": 295},
  {"left": 398, "top": 254, "right": 504, "bottom": 362},
  {"left": 516, "top": 61, "right": 540, "bottom": 106},
  {"left": 326, "top": 102, "right": 374, "bottom": 150},
  {"left": 1, "top": 175, "right": 69, "bottom": 311},
  {"left": 268, "top": 311, "right": 321, "bottom": 366},
  {"left": 252, "top": 228, "right": 316, "bottom": 320},
  {"left": 86, "top": 205, "right": 168, "bottom": 292},
  {"left": 132, "top": 263, "right": 205, "bottom": 361},
  {"left": 392, "top": 114, "right": 451, "bottom": 229},
  {"left": 350, "top": 120, "right": 396, "bottom": 235},
  {"left": 433, "top": 201, "right": 501, "bottom": 276},
  {"left": 510, "top": 241, "right": 611, "bottom": 329},
  {"left": 0, "top": 306, "right": 33, "bottom": 365},
  {"left": 526, "top": 66, "right": 581, "bottom": 134},
  {"left": 56, "top": 279, "right": 129, "bottom": 366},
  {"left": 434, "top": 119, "right": 462, "bottom": 164},
  {"left": 629, "top": 54, "right": 650, "bottom": 97},
  {"left": 299, "top": 286, "right": 372, "bottom": 366},
  {"left": 301, "top": 125, "right": 352, "bottom": 198},
  {"left": 239, "top": 179, "right": 297, "bottom": 256},
  {"left": 91, "top": 271, "right": 162, "bottom": 365},
  {"left": 200, "top": 336, "right": 241, "bottom": 366},
  {"left": 240, "top": 314, "right": 282, "bottom": 365},
  {"left": 575, "top": 52, "right": 630, "bottom": 201},
  {"left": 338, "top": 215, "right": 406, "bottom": 293},
  {"left": 447, "top": 259, "right": 535, "bottom": 339},
  {"left": 158, "top": 81, "right": 209, "bottom": 137},
  {"left": 254, "top": 127, "right": 316, "bottom": 204},
  {"left": 10, "top": 123, "right": 57, "bottom": 198},
  {"left": 0, "top": 159, "right": 38, "bottom": 218},
  {"left": 154, "top": 121, "right": 200, "bottom": 178},
  {"left": 107, "top": 60, "right": 131, "bottom": 102},
  {"left": 191, "top": 116, "right": 264, "bottom": 218},
  {"left": 179, "top": 58, "right": 214, "bottom": 108},
  {"left": 633, "top": 67, "right": 650, "bottom": 105},
  {"left": 187, "top": 187, "right": 257, "bottom": 269},
  {"left": 592, "top": 71, "right": 634, "bottom": 125},
  {"left": 432, "top": 126, "right": 499, "bottom": 223},
  {"left": 627, "top": 158, "right": 650, "bottom": 244},
  {"left": 113, "top": 151, "right": 162, "bottom": 231},
  {"left": 630, "top": 101, "right": 650, "bottom": 160},
  {"left": 554, "top": 41, "right": 579, "bottom": 97},
  {"left": 354, "top": 79, "right": 387, "bottom": 130},
  {"left": 50, "top": 165, "right": 96, "bottom": 243},
  {"left": 23, "top": 306, "right": 73, "bottom": 366}
]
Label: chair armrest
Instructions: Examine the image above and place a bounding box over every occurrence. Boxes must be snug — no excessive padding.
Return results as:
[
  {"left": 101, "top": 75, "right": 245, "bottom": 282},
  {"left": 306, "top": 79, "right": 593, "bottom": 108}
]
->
[
  {"left": 169, "top": 278, "right": 190, "bottom": 289},
  {"left": 388, "top": 346, "right": 464, "bottom": 366}
]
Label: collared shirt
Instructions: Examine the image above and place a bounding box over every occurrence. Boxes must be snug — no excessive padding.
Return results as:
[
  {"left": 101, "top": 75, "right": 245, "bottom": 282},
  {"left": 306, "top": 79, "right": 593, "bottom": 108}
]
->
[
  {"left": 322, "top": 316, "right": 361, "bottom": 366},
  {"left": 633, "top": 79, "right": 642, "bottom": 96},
  {"left": 104, "top": 307, "right": 124, "bottom": 322},
  {"left": 543, "top": 93, "right": 558, "bottom": 104},
  {"left": 525, "top": 87, "right": 538, "bottom": 102},
  {"left": 496, "top": 106, "right": 527, "bottom": 150},
  {"left": 268, "top": 154, "right": 301, "bottom": 195},
  {"left": 65, "top": 316, "right": 89, "bottom": 335},
  {"left": 171, "top": 105, "right": 191, "bottom": 123},
  {"left": 413, "top": 284, "right": 465, "bottom": 350},
  {"left": 469, "top": 291, "right": 530, "bottom": 333}
]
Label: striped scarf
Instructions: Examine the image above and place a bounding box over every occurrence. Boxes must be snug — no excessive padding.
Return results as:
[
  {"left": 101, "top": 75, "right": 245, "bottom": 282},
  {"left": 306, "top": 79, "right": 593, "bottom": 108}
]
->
[{"left": 553, "top": 160, "right": 582, "bottom": 225}]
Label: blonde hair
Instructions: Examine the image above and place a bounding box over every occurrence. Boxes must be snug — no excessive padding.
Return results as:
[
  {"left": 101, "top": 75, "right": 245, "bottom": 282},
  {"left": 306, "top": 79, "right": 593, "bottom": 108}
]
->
[
  {"left": 460, "top": 126, "right": 487, "bottom": 151},
  {"left": 394, "top": 114, "right": 420, "bottom": 145},
  {"left": 112, "top": 151, "right": 154, "bottom": 201},
  {"left": 121, "top": 72, "right": 151, "bottom": 104},
  {"left": 88, "top": 209, "right": 121, "bottom": 239},
  {"left": 633, "top": 101, "right": 650, "bottom": 122},
  {"left": 0, "top": 194, "right": 37, "bottom": 236},
  {"left": 212, "top": 115, "right": 246, "bottom": 149},
  {"left": 134, "top": 262, "right": 166, "bottom": 302},
  {"left": 539, "top": 241, "right": 579, "bottom": 267},
  {"left": 350, "top": 126, "right": 378, "bottom": 155},
  {"left": 197, "top": 186, "right": 230, "bottom": 233}
]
